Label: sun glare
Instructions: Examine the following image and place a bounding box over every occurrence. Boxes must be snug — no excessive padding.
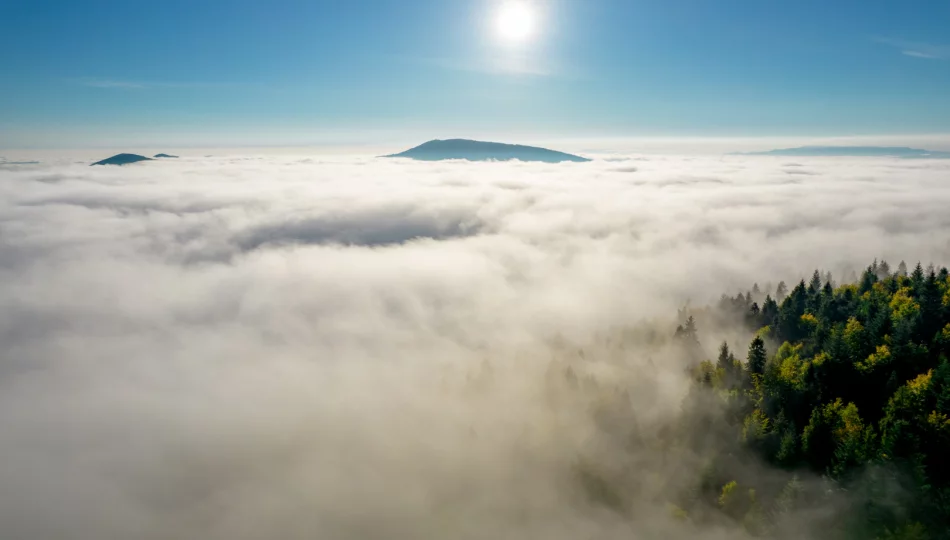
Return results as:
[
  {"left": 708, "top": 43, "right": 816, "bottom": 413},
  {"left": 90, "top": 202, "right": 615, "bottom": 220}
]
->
[{"left": 496, "top": 2, "right": 536, "bottom": 43}]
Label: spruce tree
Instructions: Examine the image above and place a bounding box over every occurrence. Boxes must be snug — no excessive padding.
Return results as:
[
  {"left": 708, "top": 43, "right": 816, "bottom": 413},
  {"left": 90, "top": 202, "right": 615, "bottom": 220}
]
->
[
  {"left": 776, "top": 281, "right": 788, "bottom": 302},
  {"left": 747, "top": 336, "right": 767, "bottom": 375}
]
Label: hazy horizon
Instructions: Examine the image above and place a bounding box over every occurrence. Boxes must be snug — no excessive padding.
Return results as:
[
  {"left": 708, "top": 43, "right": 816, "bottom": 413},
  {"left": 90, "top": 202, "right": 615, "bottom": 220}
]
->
[
  {"left": 3, "top": 1, "right": 950, "bottom": 539},
  {"left": 5, "top": 133, "right": 950, "bottom": 160}
]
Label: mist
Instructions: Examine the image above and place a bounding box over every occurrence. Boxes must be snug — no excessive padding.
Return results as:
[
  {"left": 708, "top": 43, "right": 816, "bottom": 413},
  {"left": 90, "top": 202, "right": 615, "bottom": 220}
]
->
[{"left": 1, "top": 152, "right": 949, "bottom": 539}]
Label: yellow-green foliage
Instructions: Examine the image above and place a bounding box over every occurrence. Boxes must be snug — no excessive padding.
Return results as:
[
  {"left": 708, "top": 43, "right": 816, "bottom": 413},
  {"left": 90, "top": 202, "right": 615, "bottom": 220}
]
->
[
  {"left": 803, "top": 398, "right": 868, "bottom": 459},
  {"left": 693, "top": 360, "right": 717, "bottom": 383},
  {"left": 719, "top": 480, "right": 739, "bottom": 509},
  {"left": 927, "top": 411, "right": 950, "bottom": 432},
  {"left": 907, "top": 370, "right": 933, "bottom": 396},
  {"left": 743, "top": 409, "right": 771, "bottom": 443},
  {"left": 836, "top": 283, "right": 859, "bottom": 296},
  {"left": 800, "top": 313, "right": 819, "bottom": 333},
  {"left": 870, "top": 282, "right": 892, "bottom": 303},
  {"left": 812, "top": 351, "right": 830, "bottom": 367},
  {"left": 890, "top": 287, "right": 921, "bottom": 326},
  {"left": 707, "top": 262, "right": 950, "bottom": 536},
  {"left": 844, "top": 317, "right": 865, "bottom": 354},
  {"left": 882, "top": 371, "right": 934, "bottom": 442},
  {"left": 775, "top": 342, "right": 806, "bottom": 389},
  {"left": 775, "top": 341, "right": 801, "bottom": 361},
  {"left": 835, "top": 402, "right": 866, "bottom": 443},
  {"left": 857, "top": 344, "right": 892, "bottom": 373},
  {"left": 718, "top": 481, "right": 761, "bottom": 530},
  {"left": 668, "top": 504, "right": 689, "bottom": 522}
]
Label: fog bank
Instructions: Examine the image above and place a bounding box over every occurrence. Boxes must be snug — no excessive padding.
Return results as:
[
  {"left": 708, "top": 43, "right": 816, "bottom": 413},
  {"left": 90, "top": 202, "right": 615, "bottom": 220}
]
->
[{"left": 1, "top": 153, "right": 949, "bottom": 539}]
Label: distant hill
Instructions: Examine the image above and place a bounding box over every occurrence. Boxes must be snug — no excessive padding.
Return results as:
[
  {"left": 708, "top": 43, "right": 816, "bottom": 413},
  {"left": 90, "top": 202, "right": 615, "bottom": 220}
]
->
[
  {"left": 91, "top": 154, "right": 153, "bottom": 166},
  {"left": 741, "top": 146, "right": 950, "bottom": 158},
  {"left": 384, "top": 139, "right": 591, "bottom": 163},
  {"left": 0, "top": 158, "right": 39, "bottom": 165},
  {"left": 154, "top": 153, "right": 178, "bottom": 158}
]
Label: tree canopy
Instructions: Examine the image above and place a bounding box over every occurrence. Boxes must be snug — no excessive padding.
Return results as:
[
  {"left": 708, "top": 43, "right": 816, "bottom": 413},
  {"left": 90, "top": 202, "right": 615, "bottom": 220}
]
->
[{"left": 565, "top": 260, "right": 950, "bottom": 539}]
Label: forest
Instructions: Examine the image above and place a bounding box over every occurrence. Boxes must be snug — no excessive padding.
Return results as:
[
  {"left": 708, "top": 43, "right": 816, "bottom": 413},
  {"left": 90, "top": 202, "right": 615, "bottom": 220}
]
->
[{"left": 563, "top": 260, "right": 950, "bottom": 540}]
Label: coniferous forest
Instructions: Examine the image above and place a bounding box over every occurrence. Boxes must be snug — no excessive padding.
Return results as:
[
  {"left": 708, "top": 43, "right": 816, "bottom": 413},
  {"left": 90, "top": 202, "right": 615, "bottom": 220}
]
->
[{"left": 564, "top": 260, "right": 950, "bottom": 540}]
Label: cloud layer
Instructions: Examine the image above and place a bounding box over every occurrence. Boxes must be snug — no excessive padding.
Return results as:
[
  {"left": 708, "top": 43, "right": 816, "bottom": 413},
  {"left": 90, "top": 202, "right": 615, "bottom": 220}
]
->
[{"left": 1, "top": 153, "right": 950, "bottom": 539}]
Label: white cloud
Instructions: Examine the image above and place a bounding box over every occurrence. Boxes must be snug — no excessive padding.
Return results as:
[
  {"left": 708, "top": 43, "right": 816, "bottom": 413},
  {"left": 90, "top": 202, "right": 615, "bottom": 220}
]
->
[
  {"left": 1, "top": 153, "right": 950, "bottom": 538},
  {"left": 903, "top": 50, "right": 940, "bottom": 59},
  {"left": 876, "top": 37, "right": 950, "bottom": 60},
  {"left": 75, "top": 78, "right": 245, "bottom": 90}
]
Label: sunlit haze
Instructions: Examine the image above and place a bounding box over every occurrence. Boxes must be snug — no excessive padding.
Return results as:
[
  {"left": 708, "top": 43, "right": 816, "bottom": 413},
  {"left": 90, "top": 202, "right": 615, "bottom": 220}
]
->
[{"left": 495, "top": 1, "right": 537, "bottom": 43}]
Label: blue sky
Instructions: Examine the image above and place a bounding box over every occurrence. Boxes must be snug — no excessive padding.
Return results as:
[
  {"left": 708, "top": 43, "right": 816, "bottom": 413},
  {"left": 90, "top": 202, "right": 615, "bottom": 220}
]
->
[{"left": 2, "top": 0, "right": 949, "bottom": 147}]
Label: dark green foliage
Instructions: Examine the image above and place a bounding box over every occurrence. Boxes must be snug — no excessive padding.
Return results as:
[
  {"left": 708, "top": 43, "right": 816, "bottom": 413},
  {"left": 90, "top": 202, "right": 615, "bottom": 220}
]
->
[
  {"left": 674, "top": 260, "right": 950, "bottom": 538},
  {"left": 748, "top": 336, "right": 768, "bottom": 376},
  {"left": 563, "top": 260, "right": 950, "bottom": 538}
]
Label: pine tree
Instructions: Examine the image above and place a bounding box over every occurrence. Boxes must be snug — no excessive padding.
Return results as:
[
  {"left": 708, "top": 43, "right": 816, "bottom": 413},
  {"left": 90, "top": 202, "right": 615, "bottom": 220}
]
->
[
  {"left": 879, "top": 259, "right": 891, "bottom": 278},
  {"left": 747, "top": 336, "right": 767, "bottom": 375},
  {"left": 717, "top": 341, "right": 733, "bottom": 371},
  {"left": 685, "top": 315, "right": 697, "bottom": 338},
  {"left": 809, "top": 270, "right": 823, "bottom": 295},
  {"left": 822, "top": 281, "right": 834, "bottom": 298},
  {"left": 912, "top": 262, "right": 925, "bottom": 288},
  {"left": 761, "top": 295, "right": 779, "bottom": 327},
  {"left": 776, "top": 281, "right": 788, "bottom": 302},
  {"left": 920, "top": 271, "right": 943, "bottom": 343},
  {"left": 859, "top": 266, "right": 878, "bottom": 293},
  {"left": 777, "top": 281, "right": 809, "bottom": 341}
]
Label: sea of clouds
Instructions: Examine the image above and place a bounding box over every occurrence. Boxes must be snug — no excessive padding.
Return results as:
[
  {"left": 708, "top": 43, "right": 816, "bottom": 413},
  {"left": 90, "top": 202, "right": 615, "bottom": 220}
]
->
[{"left": 1, "top": 152, "right": 949, "bottom": 539}]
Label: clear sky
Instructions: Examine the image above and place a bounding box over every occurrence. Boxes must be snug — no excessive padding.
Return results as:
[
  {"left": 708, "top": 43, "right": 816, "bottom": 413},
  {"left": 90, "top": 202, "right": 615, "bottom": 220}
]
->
[{"left": 2, "top": 0, "right": 949, "bottom": 147}]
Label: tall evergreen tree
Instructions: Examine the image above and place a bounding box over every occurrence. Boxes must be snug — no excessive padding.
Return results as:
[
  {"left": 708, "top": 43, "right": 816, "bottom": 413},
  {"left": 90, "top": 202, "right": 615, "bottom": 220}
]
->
[
  {"left": 761, "top": 295, "right": 780, "bottom": 327},
  {"left": 859, "top": 267, "right": 878, "bottom": 293},
  {"left": 747, "top": 336, "right": 767, "bottom": 375},
  {"left": 776, "top": 281, "right": 789, "bottom": 302},
  {"left": 912, "top": 263, "right": 925, "bottom": 289},
  {"left": 879, "top": 259, "right": 891, "bottom": 278},
  {"left": 809, "top": 270, "right": 823, "bottom": 295},
  {"left": 717, "top": 342, "right": 733, "bottom": 371}
]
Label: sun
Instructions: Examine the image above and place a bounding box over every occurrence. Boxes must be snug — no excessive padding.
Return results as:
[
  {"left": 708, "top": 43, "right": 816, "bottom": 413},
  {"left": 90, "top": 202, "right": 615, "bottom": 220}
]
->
[{"left": 496, "top": 2, "right": 536, "bottom": 43}]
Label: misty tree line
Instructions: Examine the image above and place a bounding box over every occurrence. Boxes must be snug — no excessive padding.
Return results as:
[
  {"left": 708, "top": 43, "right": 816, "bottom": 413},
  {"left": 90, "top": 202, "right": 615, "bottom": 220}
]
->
[
  {"left": 550, "top": 259, "right": 950, "bottom": 540},
  {"left": 681, "top": 260, "right": 950, "bottom": 540}
]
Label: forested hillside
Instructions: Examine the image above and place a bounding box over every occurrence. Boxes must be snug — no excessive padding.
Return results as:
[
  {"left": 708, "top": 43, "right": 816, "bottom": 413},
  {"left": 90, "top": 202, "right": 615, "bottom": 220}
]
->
[{"left": 569, "top": 260, "right": 950, "bottom": 540}]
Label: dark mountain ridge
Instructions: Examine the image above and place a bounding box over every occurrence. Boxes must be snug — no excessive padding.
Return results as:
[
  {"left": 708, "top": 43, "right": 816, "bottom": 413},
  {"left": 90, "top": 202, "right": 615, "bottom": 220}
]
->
[
  {"left": 91, "top": 153, "right": 153, "bottom": 166},
  {"left": 384, "top": 139, "right": 591, "bottom": 163}
]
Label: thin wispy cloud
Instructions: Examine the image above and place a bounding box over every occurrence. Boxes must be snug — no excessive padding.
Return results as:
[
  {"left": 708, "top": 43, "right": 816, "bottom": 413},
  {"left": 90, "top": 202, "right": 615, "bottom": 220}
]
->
[
  {"left": 75, "top": 78, "right": 244, "bottom": 90},
  {"left": 79, "top": 78, "right": 147, "bottom": 89},
  {"left": 902, "top": 50, "right": 940, "bottom": 59},
  {"left": 875, "top": 37, "right": 950, "bottom": 60}
]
